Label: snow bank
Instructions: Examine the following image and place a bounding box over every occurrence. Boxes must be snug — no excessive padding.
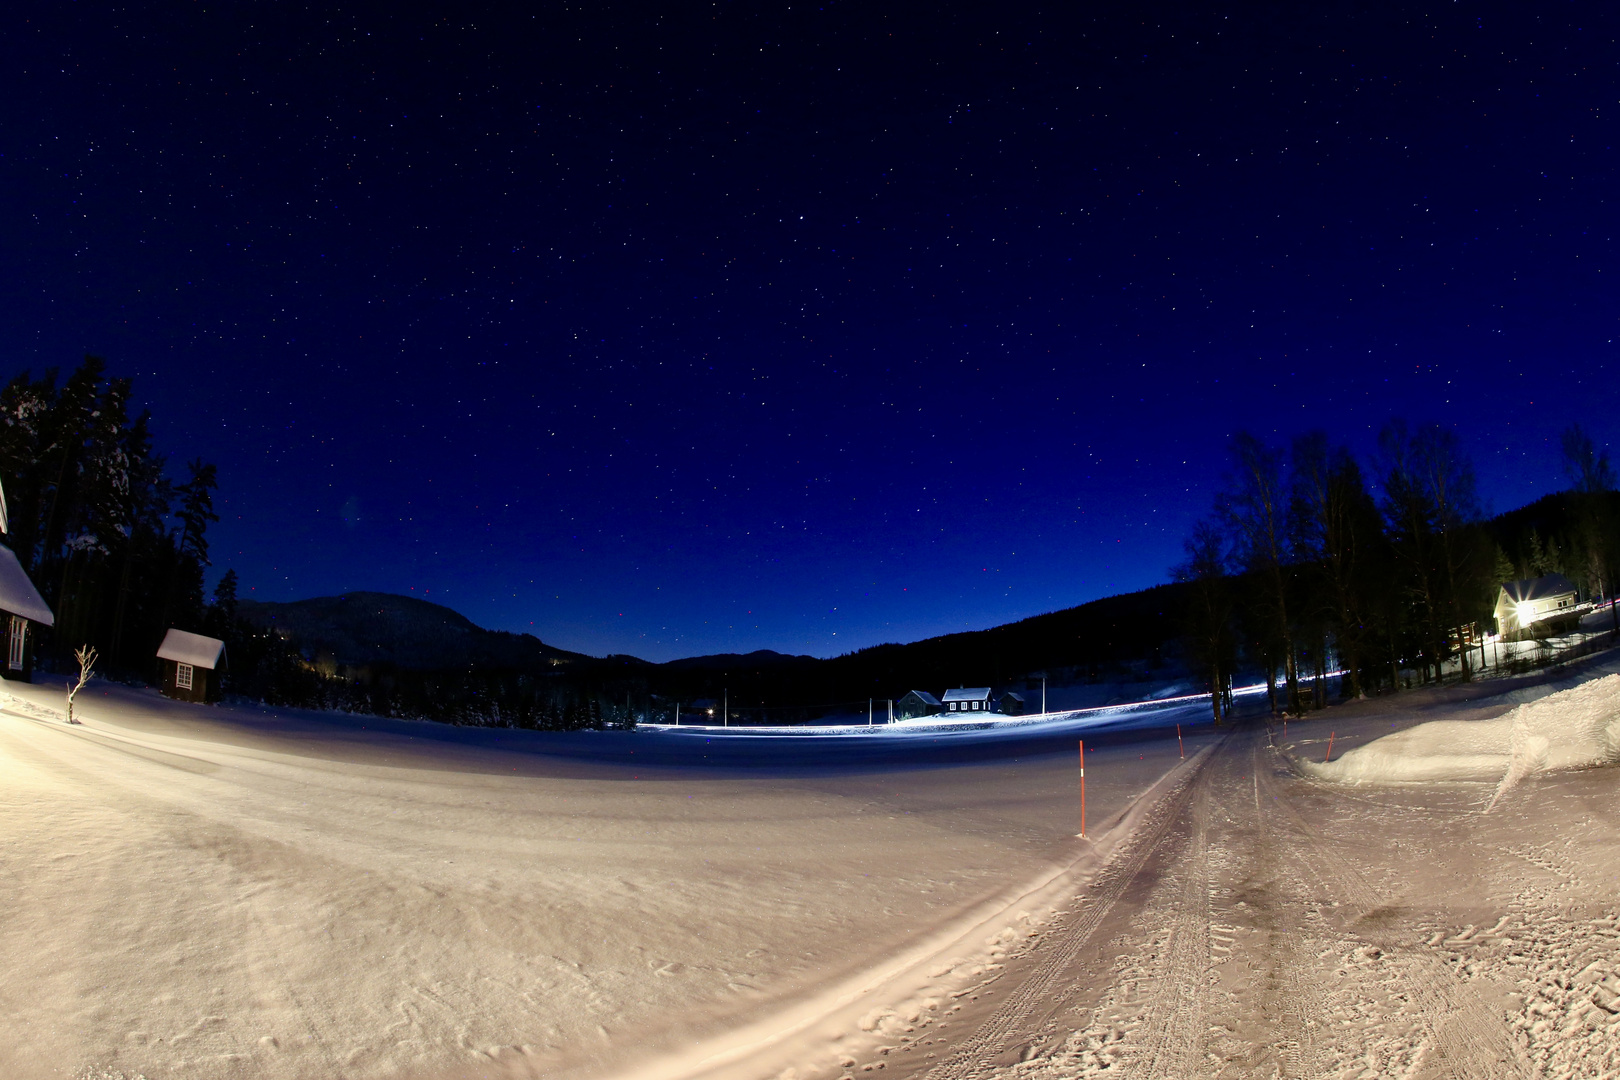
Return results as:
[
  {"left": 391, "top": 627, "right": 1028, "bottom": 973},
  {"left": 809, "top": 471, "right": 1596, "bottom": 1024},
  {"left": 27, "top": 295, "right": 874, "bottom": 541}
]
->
[{"left": 1301, "top": 673, "right": 1620, "bottom": 787}]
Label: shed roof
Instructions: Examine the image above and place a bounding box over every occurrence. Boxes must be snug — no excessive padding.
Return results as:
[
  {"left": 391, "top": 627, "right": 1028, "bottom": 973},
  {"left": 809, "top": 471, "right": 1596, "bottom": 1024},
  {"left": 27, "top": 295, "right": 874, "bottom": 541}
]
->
[
  {"left": 1499, "top": 574, "right": 1578, "bottom": 604},
  {"left": 157, "top": 628, "right": 226, "bottom": 670},
  {"left": 1001, "top": 691, "right": 1025, "bottom": 702},
  {"left": 0, "top": 545, "right": 54, "bottom": 625},
  {"left": 899, "top": 690, "right": 940, "bottom": 706},
  {"left": 940, "top": 687, "right": 992, "bottom": 702}
]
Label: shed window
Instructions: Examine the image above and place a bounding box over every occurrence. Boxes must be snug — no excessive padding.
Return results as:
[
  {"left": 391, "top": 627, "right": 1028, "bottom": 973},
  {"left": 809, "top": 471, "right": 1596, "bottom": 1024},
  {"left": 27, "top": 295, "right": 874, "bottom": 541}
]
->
[
  {"left": 8, "top": 616, "right": 24, "bottom": 671},
  {"left": 176, "top": 662, "right": 194, "bottom": 691}
]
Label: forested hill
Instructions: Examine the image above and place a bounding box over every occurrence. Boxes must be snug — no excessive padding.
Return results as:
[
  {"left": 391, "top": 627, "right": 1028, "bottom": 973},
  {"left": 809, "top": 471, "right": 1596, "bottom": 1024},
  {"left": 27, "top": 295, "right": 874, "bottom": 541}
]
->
[
  {"left": 238, "top": 592, "right": 592, "bottom": 671},
  {"left": 238, "top": 583, "right": 1193, "bottom": 707}
]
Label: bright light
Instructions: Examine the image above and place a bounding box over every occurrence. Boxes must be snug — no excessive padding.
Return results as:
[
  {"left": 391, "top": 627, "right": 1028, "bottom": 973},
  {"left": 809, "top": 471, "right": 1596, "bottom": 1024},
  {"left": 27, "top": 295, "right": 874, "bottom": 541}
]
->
[{"left": 1514, "top": 601, "right": 1537, "bottom": 624}]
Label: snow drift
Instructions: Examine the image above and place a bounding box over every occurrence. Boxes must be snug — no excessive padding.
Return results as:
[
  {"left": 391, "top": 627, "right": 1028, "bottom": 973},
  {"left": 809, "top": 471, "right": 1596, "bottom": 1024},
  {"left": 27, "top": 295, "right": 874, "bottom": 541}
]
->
[{"left": 1301, "top": 673, "right": 1620, "bottom": 787}]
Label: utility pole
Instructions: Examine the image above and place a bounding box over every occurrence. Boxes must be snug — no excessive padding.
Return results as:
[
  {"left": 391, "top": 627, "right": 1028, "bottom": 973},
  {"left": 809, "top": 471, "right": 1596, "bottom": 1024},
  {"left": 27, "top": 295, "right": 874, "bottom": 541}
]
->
[
  {"left": 724, "top": 687, "right": 728, "bottom": 727},
  {"left": 868, "top": 698, "right": 872, "bottom": 725},
  {"left": 887, "top": 698, "right": 893, "bottom": 724},
  {"left": 1042, "top": 675, "right": 1047, "bottom": 715}
]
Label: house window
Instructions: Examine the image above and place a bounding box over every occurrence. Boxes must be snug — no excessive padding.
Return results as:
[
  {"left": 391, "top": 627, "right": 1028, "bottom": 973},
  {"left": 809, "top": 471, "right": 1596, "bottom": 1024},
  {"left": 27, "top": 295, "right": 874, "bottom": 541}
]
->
[
  {"left": 949, "top": 701, "right": 957, "bottom": 711},
  {"left": 7, "top": 617, "right": 24, "bottom": 671},
  {"left": 971, "top": 701, "right": 980, "bottom": 711},
  {"left": 176, "top": 662, "right": 194, "bottom": 690}
]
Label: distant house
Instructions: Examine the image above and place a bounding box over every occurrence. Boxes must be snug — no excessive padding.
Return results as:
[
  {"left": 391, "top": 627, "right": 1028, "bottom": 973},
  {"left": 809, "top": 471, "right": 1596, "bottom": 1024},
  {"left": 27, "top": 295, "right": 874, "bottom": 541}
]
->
[
  {"left": 895, "top": 690, "right": 941, "bottom": 720},
  {"left": 156, "top": 629, "right": 227, "bottom": 703},
  {"left": 0, "top": 545, "right": 54, "bottom": 683},
  {"left": 1494, "top": 574, "right": 1580, "bottom": 640},
  {"left": 940, "top": 687, "right": 993, "bottom": 714},
  {"left": 999, "top": 691, "right": 1026, "bottom": 716}
]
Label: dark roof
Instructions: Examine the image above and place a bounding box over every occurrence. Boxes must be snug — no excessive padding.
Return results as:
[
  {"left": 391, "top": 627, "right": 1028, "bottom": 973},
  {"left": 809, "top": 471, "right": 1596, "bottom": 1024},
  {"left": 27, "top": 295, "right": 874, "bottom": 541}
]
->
[
  {"left": 899, "top": 690, "right": 940, "bottom": 705},
  {"left": 1499, "top": 574, "right": 1578, "bottom": 603},
  {"left": 1001, "top": 691, "right": 1025, "bottom": 702}
]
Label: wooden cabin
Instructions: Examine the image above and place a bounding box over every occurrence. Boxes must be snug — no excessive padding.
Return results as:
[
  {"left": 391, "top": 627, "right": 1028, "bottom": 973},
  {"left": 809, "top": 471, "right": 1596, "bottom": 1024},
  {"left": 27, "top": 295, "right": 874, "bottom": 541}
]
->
[
  {"left": 156, "top": 629, "right": 227, "bottom": 703},
  {"left": 0, "top": 544, "right": 54, "bottom": 683},
  {"left": 1494, "top": 574, "right": 1580, "bottom": 641},
  {"left": 940, "top": 687, "right": 993, "bottom": 714},
  {"left": 895, "top": 690, "right": 941, "bottom": 720},
  {"left": 999, "top": 691, "right": 1026, "bottom": 716}
]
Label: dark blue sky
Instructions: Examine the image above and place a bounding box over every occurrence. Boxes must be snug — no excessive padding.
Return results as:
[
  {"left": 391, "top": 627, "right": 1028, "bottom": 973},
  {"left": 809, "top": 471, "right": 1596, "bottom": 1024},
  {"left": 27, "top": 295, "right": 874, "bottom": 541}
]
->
[{"left": 2, "top": 2, "right": 1614, "bottom": 660}]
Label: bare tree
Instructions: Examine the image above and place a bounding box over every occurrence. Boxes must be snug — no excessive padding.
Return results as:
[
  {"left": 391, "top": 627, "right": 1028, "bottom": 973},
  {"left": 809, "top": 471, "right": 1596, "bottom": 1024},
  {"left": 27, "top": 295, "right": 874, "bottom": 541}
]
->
[
  {"left": 1216, "top": 432, "right": 1300, "bottom": 714},
  {"left": 1378, "top": 421, "right": 1482, "bottom": 683},
  {"left": 65, "top": 645, "right": 96, "bottom": 724},
  {"left": 1561, "top": 423, "right": 1619, "bottom": 635},
  {"left": 1173, "top": 520, "right": 1236, "bottom": 725},
  {"left": 1291, "top": 433, "right": 1382, "bottom": 699}
]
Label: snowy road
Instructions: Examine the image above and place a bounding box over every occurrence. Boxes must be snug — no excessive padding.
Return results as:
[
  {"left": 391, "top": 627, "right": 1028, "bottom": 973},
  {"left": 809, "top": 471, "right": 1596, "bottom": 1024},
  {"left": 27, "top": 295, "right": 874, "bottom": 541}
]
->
[{"left": 812, "top": 708, "right": 1620, "bottom": 1080}]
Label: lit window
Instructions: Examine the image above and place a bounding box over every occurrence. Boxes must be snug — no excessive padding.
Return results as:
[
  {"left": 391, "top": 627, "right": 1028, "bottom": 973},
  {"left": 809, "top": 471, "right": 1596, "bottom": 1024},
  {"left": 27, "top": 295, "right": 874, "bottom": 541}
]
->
[
  {"left": 176, "top": 662, "right": 194, "bottom": 690},
  {"left": 949, "top": 701, "right": 957, "bottom": 711},
  {"left": 8, "top": 616, "right": 24, "bottom": 671}
]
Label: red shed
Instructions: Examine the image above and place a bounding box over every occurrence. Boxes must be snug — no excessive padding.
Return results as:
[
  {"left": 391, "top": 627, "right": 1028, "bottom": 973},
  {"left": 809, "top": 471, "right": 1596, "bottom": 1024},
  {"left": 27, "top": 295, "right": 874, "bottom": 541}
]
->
[{"left": 157, "top": 629, "right": 227, "bottom": 703}]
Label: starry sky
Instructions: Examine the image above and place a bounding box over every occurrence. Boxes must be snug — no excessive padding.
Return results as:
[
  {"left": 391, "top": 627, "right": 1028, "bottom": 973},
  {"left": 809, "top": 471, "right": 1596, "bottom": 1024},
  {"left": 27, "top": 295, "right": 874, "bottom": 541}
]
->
[{"left": 1, "top": 2, "right": 1615, "bottom": 660}]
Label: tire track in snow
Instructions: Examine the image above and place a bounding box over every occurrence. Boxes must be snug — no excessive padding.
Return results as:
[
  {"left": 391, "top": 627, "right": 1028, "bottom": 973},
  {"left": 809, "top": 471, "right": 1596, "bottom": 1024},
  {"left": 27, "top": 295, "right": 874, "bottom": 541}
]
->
[
  {"left": 1261, "top": 742, "right": 1529, "bottom": 1079},
  {"left": 1126, "top": 765, "right": 1211, "bottom": 1080},
  {"left": 916, "top": 739, "right": 1225, "bottom": 1080}
]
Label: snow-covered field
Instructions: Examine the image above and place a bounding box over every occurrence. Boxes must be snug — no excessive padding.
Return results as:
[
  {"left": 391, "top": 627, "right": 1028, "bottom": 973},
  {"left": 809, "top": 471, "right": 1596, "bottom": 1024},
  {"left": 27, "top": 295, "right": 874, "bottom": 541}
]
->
[
  {"left": 7, "top": 648, "right": 1620, "bottom": 1080},
  {"left": 0, "top": 680, "right": 1210, "bottom": 1080}
]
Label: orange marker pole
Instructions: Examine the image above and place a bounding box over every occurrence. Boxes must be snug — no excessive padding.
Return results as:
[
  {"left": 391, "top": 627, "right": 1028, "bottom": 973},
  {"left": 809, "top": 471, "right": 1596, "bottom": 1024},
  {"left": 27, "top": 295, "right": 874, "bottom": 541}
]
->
[
  {"left": 1323, "top": 731, "right": 1335, "bottom": 763},
  {"left": 1177, "top": 723, "right": 1184, "bottom": 759},
  {"left": 1079, "top": 740, "right": 1087, "bottom": 838}
]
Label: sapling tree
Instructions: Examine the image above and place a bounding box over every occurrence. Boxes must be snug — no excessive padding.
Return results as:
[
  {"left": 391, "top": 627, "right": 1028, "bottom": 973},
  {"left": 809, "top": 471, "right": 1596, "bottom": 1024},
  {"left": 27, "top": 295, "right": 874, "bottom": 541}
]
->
[{"left": 65, "top": 645, "right": 97, "bottom": 724}]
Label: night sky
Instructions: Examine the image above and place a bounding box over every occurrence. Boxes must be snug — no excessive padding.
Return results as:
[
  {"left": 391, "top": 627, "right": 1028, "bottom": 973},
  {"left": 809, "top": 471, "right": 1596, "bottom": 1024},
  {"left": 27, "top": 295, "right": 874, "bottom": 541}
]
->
[{"left": 2, "top": 3, "right": 1615, "bottom": 660}]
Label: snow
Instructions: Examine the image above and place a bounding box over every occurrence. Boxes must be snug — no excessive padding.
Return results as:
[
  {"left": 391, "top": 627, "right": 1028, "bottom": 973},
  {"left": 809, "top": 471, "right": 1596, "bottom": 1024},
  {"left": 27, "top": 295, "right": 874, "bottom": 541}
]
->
[
  {"left": 0, "top": 544, "right": 55, "bottom": 625},
  {"left": 9, "top": 647, "right": 1620, "bottom": 1080},
  {"left": 1301, "top": 672, "right": 1620, "bottom": 787},
  {"left": 155, "top": 628, "right": 227, "bottom": 670},
  {"left": 0, "top": 679, "right": 1209, "bottom": 1080}
]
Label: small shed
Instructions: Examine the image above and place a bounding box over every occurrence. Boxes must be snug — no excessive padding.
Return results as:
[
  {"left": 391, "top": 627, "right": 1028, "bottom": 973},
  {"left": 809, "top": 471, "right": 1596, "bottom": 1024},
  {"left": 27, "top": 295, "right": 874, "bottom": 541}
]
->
[
  {"left": 999, "top": 691, "right": 1026, "bottom": 716},
  {"left": 0, "top": 545, "right": 54, "bottom": 682},
  {"left": 1495, "top": 574, "right": 1580, "bottom": 640},
  {"left": 940, "top": 687, "right": 993, "bottom": 714},
  {"left": 156, "top": 629, "right": 227, "bottom": 703},
  {"left": 895, "top": 690, "right": 941, "bottom": 720}
]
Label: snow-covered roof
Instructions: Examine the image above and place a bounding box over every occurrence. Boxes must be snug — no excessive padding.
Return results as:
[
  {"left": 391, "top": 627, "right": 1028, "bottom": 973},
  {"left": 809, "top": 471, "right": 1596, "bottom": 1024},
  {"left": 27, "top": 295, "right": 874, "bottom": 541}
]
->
[
  {"left": 940, "top": 687, "right": 992, "bottom": 702},
  {"left": 1499, "top": 574, "right": 1578, "bottom": 604},
  {"left": 899, "top": 690, "right": 940, "bottom": 705},
  {"left": 156, "top": 628, "right": 226, "bottom": 670},
  {"left": 0, "top": 545, "right": 54, "bottom": 625}
]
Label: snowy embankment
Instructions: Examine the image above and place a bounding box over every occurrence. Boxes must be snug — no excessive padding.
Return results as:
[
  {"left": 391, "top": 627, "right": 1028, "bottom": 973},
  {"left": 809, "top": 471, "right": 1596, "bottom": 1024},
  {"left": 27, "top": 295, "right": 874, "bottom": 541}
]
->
[{"left": 1299, "top": 673, "right": 1620, "bottom": 787}]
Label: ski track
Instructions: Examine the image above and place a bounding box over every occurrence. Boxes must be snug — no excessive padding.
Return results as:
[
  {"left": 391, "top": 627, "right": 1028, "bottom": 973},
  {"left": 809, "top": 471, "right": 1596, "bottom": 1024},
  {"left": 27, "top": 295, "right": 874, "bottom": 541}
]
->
[
  {"left": 905, "top": 739, "right": 1223, "bottom": 1080},
  {"left": 871, "top": 724, "right": 1620, "bottom": 1080}
]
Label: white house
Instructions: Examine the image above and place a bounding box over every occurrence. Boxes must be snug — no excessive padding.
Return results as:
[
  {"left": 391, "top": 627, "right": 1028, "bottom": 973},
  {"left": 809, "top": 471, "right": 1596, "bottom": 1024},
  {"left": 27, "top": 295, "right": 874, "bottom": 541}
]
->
[
  {"left": 0, "top": 544, "right": 54, "bottom": 682},
  {"left": 1494, "top": 573, "right": 1580, "bottom": 640}
]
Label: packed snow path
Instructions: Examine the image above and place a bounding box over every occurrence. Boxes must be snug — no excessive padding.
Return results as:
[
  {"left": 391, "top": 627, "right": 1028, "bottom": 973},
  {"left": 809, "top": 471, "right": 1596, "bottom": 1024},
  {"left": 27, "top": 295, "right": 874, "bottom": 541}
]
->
[{"left": 831, "top": 717, "right": 1619, "bottom": 1080}]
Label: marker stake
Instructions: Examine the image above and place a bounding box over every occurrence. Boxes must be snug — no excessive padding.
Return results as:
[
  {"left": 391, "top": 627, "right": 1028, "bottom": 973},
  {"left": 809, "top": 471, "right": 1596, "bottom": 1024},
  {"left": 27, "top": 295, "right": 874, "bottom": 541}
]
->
[
  {"left": 1177, "top": 723, "right": 1184, "bottom": 759},
  {"left": 1079, "top": 740, "right": 1087, "bottom": 838},
  {"left": 1323, "top": 731, "right": 1336, "bottom": 763}
]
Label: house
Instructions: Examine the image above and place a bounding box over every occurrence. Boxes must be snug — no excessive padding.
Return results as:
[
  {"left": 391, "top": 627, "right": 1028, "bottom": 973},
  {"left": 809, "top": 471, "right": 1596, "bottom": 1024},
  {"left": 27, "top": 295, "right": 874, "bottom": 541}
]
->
[
  {"left": 156, "top": 629, "right": 227, "bottom": 703},
  {"left": 940, "top": 687, "right": 994, "bottom": 714},
  {"left": 999, "top": 691, "right": 1026, "bottom": 716},
  {"left": 1494, "top": 573, "right": 1580, "bottom": 640},
  {"left": 0, "top": 544, "right": 54, "bottom": 682},
  {"left": 895, "top": 690, "right": 941, "bottom": 720}
]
